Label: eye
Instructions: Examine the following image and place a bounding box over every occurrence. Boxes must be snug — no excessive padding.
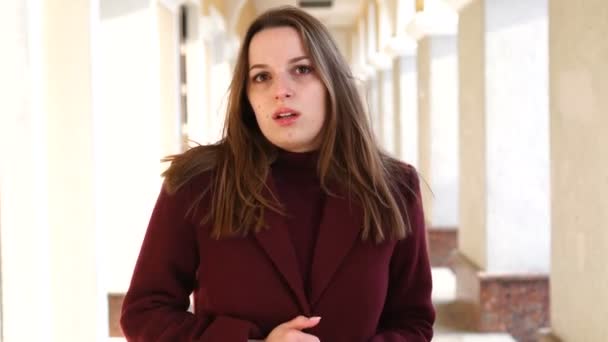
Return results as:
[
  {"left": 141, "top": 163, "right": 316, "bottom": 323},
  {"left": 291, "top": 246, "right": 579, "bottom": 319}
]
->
[
  {"left": 294, "top": 65, "right": 313, "bottom": 75},
  {"left": 252, "top": 72, "right": 270, "bottom": 83}
]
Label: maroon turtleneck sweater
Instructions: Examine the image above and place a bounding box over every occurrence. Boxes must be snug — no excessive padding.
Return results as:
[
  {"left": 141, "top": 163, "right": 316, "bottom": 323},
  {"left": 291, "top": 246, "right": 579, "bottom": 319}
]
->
[
  {"left": 121, "top": 148, "right": 436, "bottom": 341},
  {"left": 270, "top": 149, "right": 325, "bottom": 301}
]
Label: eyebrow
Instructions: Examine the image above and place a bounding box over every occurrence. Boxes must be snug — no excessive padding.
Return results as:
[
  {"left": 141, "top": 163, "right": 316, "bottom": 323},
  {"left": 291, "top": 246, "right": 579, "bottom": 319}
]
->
[{"left": 249, "top": 56, "right": 310, "bottom": 72}]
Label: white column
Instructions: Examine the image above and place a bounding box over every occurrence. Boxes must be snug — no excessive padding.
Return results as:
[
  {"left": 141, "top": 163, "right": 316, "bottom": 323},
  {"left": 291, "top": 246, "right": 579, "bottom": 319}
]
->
[
  {"left": 201, "top": 8, "right": 233, "bottom": 144},
  {"left": 0, "top": 1, "right": 53, "bottom": 340},
  {"left": 367, "top": 74, "right": 382, "bottom": 142},
  {"left": 186, "top": 10, "right": 208, "bottom": 146},
  {"left": 485, "top": 0, "right": 549, "bottom": 273},
  {"left": 375, "top": 1, "right": 396, "bottom": 156},
  {"left": 46, "top": 0, "right": 104, "bottom": 340},
  {"left": 388, "top": 34, "right": 419, "bottom": 167},
  {"left": 379, "top": 67, "right": 396, "bottom": 155},
  {"left": 458, "top": 0, "right": 486, "bottom": 268},
  {"left": 418, "top": 34, "right": 459, "bottom": 228},
  {"left": 157, "top": 3, "right": 183, "bottom": 155},
  {"left": 458, "top": 0, "right": 550, "bottom": 273},
  {"left": 417, "top": 37, "right": 432, "bottom": 221},
  {"left": 98, "top": 0, "right": 168, "bottom": 298},
  {"left": 549, "top": 0, "right": 608, "bottom": 340},
  {"left": 394, "top": 52, "right": 419, "bottom": 168},
  {"left": 206, "top": 44, "right": 232, "bottom": 144}
]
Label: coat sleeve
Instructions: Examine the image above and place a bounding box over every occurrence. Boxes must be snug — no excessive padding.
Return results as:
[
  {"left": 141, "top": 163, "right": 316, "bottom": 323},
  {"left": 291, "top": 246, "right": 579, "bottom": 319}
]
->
[
  {"left": 120, "top": 182, "right": 260, "bottom": 342},
  {"left": 369, "top": 167, "right": 436, "bottom": 341}
]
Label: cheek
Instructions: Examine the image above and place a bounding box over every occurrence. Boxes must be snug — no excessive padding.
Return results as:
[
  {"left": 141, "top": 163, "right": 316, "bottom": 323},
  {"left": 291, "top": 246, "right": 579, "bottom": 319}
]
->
[
  {"left": 250, "top": 100, "right": 271, "bottom": 122},
  {"left": 313, "top": 85, "right": 328, "bottom": 114},
  {"left": 316, "top": 93, "right": 328, "bottom": 123},
  {"left": 247, "top": 96, "right": 264, "bottom": 117}
]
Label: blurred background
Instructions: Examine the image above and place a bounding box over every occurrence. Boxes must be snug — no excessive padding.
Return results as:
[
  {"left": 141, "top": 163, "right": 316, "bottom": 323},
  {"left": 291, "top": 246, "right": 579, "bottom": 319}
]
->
[{"left": 0, "top": 0, "right": 606, "bottom": 341}]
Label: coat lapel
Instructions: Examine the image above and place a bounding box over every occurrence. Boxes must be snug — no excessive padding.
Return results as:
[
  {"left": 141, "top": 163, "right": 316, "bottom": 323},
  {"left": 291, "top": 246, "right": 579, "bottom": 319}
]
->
[
  {"left": 310, "top": 184, "right": 362, "bottom": 307},
  {"left": 253, "top": 174, "right": 311, "bottom": 315}
]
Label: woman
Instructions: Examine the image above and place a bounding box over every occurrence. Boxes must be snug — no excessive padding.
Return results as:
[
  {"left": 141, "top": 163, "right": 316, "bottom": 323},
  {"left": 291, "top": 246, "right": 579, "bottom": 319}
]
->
[{"left": 120, "top": 5, "right": 435, "bottom": 342}]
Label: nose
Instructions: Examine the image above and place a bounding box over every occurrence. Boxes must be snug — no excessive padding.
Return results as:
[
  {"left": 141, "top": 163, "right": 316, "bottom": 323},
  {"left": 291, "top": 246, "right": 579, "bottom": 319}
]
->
[{"left": 273, "top": 73, "right": 293, "bottom": 100}]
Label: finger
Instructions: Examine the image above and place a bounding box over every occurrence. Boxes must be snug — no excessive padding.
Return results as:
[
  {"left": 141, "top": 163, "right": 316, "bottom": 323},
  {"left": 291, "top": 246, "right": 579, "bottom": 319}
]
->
[
  {"left": 284, "top": 330, "right": 320, "bottom": 342},
  {"left": 283, "top": 316, "right": 322, "bottom": 330},
  {"left": 298, "top": 331, "right": 321, "bottom": 342}
]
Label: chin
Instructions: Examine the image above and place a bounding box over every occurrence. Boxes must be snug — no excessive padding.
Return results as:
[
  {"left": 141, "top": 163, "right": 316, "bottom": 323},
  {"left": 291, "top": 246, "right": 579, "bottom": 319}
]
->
[
  {"left": 268, "top": 133, "right": 320, "bottom": 152},
  {"left": 275, "top": 142, "right": 313, "bottom": 152}
]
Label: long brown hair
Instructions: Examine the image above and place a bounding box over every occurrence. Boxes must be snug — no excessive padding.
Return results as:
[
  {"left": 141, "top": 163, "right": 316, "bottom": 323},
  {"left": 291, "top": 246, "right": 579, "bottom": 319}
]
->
[{"left": 163, "top": 6, "right": 415, "bottom": 242}]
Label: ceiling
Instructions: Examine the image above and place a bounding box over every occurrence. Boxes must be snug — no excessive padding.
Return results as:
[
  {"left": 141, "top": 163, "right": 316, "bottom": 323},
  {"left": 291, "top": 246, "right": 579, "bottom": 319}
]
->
[{"left": 252, "top": 0, "right": 365, "bottom": 28}]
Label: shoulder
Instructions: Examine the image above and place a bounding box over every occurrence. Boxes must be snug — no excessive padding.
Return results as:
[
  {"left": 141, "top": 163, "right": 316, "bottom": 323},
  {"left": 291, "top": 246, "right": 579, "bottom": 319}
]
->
[
  {"left": 162, "top": 144, "right": 222, "bottom": 196},
  {"left": 383, "top": 156, "right": 422, "bottom": 198},
  {"left": 383, "top": 159, "right": 427, "bottom": 242}
]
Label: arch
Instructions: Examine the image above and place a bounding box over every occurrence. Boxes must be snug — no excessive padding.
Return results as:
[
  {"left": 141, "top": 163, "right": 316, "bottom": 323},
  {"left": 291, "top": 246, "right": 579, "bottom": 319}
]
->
[
  {"left": 396, "top": 0, "right": 416, "bottom": 35},
  {"left": 376, "top": 0, "right": 392, "bottom": 52},
  {"left": 227, "top": 0, "right": 248, "bottom": 36},
  {"left": 366, "top": 0, "right": 377, "bottom": 59},
  {"left": 383, "top": 0, "right": 399, "bottom": 37}
]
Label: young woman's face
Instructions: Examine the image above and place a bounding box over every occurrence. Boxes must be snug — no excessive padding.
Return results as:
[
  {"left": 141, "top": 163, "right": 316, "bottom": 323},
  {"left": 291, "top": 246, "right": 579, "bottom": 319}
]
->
[{"left": 247, "top": 26, "right": 327, "bottom": 153}]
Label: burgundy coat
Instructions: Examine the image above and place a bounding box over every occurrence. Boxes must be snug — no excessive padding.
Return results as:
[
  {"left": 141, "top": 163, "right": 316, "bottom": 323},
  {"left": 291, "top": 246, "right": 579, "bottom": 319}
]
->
[{"left": 120, "top": 164, "right": 435, "bottom": 341}]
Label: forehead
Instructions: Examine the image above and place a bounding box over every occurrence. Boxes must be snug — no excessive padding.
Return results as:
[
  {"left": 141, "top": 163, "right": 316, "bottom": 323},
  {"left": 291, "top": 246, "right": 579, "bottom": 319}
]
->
[{"left": 248, "top": 26, "right": 308, "bottom": 65}]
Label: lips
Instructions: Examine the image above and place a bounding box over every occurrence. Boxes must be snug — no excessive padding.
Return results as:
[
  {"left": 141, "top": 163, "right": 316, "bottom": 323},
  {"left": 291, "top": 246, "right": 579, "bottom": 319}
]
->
[
  {"left": 272, "top": 107, "right": 301, "bottom": 120},
  {"left": 272, "top": 107, "right": 301, "bottom": 127}
]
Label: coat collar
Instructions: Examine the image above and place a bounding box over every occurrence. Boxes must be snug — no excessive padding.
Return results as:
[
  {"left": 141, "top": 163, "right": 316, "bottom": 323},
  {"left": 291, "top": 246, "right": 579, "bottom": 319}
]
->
[
  {"left": 253, "top": 173, "right": 362, "bottom": 314},
  {"left": 309, "top": 183, "right": 362, "bottom": 307}
]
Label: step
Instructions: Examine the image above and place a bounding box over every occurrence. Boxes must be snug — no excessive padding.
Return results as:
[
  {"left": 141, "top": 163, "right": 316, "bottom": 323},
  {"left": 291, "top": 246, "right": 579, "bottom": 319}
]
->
[
  {"left": 431, "top": 268, "right": 516, "bottom": 341},
  {"left": 433, "top": 333, "right": 517, "bottom": 342},
  {"left": 432, "top": 267, "right": 457, "bottom": 303},
  {"left": 432, "top": 267, "right": 478, "bottom": 332},
  {"left": 434, "top": 299, "right": 479, "bottom": 332}
]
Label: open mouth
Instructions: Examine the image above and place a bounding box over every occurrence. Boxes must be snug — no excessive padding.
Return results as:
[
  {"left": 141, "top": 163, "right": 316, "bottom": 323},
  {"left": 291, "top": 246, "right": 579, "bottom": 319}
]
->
[
  {"left": 274, "top": 112, "right": 299, "bottom": 119},
  {"left": 272, "top": 108, "right": 301, "bottom": 126}
]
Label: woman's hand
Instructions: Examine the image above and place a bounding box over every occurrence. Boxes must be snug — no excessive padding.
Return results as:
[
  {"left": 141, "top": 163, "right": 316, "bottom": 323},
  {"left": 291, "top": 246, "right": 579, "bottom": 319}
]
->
[{"left": 265, "top": 316, "right": 321, "bottom": 342}]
